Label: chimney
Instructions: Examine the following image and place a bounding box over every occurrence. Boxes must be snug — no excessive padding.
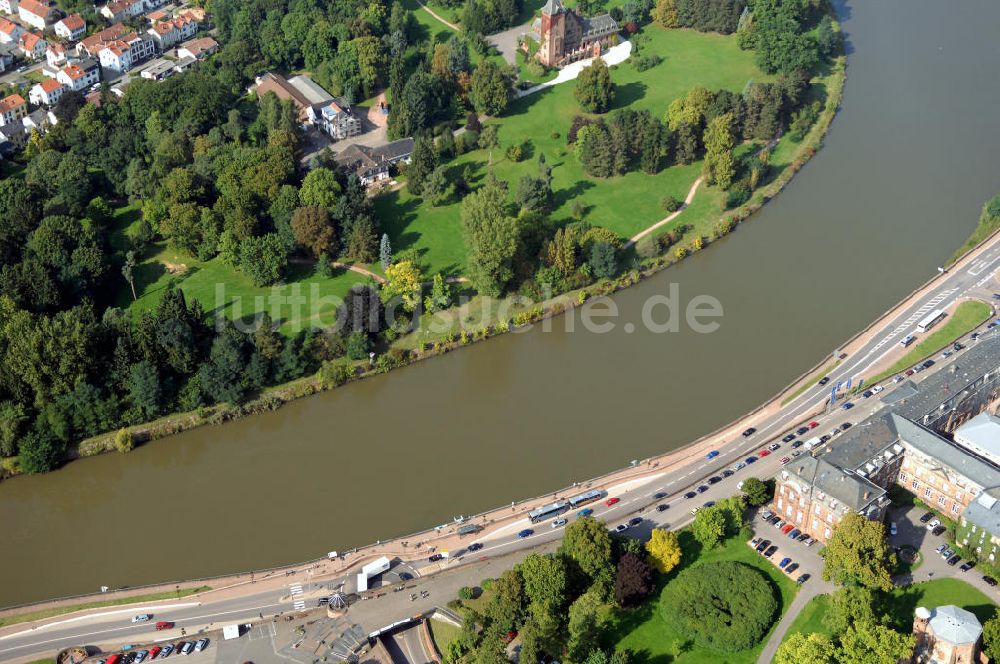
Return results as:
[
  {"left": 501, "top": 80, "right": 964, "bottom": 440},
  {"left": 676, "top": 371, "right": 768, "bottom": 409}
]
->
[{"left": 864, "top": 490, "right": 871, "bottom": 500}]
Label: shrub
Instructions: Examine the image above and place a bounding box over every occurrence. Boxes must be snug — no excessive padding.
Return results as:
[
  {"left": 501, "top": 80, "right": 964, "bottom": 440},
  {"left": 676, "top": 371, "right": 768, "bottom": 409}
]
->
[
  {"left": 480, "top": 578, "right": 495, "bottom": 591},
  {"left": 726, "top": 183, "right": 752, "bottom": 209},
  {"left": 631, "top": 53, "right": 662, "bottom": 71},
  {"left": 457, "top": 586, "right": 475, "bottom": 600},
  {"left": 661, "top": 195, "right": 682, "bottom": 212},
  {"left": 550, "top": 131, "right": 560, "bottom": 140},
  {"left": 114, "top": 428, "right": 133, "bottom": 454},
  {"left": 506, "top": 143, "right": 524, "bottom": 162}
]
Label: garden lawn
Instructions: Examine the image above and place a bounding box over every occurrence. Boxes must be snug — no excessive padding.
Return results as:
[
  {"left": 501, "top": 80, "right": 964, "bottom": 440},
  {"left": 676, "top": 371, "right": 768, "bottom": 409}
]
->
[
  {"left": 376, "top": 26, "right": 770, "bottom": 276},
  {"left": 404, "top": 0, "right": 457, "bottom": 45},
  {"left": 428, "top": 618, "right": 462, "bottom": 655},
  {"left": 120, "top": 243, "right": 369, "bottom": 336},
  {"left": 604, "top": 533, "right": 798, "bottom": 664},
  {"left": 865, "top": 300, "right": 992, "bottom": 385}
]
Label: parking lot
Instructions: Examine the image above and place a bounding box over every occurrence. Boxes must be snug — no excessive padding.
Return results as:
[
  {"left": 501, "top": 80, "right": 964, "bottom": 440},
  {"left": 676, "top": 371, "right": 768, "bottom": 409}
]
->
[{"left": 750, "top": 509, "right": 826, "bottom": 584}]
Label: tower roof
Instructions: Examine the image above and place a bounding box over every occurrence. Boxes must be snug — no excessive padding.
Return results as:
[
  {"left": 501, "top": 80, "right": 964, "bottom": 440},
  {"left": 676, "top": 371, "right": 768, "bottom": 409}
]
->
[
  {"left": 541, "top": 0, "right": 565, "bottom": 16},
  {"left": 929, "top": 605, "right": 982, "bottom": 645}
]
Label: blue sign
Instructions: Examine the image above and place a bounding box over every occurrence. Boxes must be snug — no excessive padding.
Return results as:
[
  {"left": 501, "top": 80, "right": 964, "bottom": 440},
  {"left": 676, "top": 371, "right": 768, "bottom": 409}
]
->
[
  {"left": 845, "top": 376, "right": 852, "bottom": 390},
  {"left": 830, "top": 387, "right": 837, "bottom": 404}
]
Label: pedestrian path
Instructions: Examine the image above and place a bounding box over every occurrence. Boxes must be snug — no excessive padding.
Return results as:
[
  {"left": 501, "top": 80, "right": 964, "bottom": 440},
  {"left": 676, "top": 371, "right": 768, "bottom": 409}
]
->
[
  {"left": 516, "top": 41, "right": 633, "bottom": 98},
  {"left": 625, "top": 178, "right": 704, "bottom": 247},
  {"left": 756, "top": 579, "right": 830, "bottom": 663},
  {"left": 290, "top": 584, "right": 305, "bottom": 611}
]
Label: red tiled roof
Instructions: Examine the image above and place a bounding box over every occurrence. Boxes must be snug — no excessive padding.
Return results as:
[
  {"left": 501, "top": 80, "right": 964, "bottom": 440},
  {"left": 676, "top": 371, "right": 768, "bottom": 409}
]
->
[
  {"left": 62, "top": 64, "right": 85, "bottom": 79},
  {"left": 0, "top": 94, "right": 26, "bottom": 112},
  {"left": 40, "top": 78, "right": 62, "bottom": 92},
  {"left": 59, "top": 13, "right": 85, "bottom": 31},
  {"left": 0, "top": 18, "right": 20, "bottom": 35},
  {"left": 80, "top": 22, "right": 126, "bottom": 52},
  {"left": 19, "top": 0, "right": 53, "bottom": 19},
  {"left": 20, "top": 32, "right": 44, "bottom": 50}
]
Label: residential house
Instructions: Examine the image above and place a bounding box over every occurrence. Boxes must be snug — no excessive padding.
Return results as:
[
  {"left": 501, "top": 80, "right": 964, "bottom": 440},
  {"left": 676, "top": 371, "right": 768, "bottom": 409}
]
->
[
  {"left": 77, "top": 22, "right": 126, "bottom": 58},
  {"left": 252, "top": 72, "right": 316, "bottom": 122},
  {"left": 146, "top": 9, "right": 166, "bottom": 23},
  {"left": 0, "top": 0, "right": 19, "bottom": 15},
  {"left": 534, "top": 0, "right": 619, "bottom": 68},
  {"left": 54, "top": 13, "right": 85, "bottom": 41},
  {"left": 17, "top": 0, "right": 56, "bottom": 31},
  {"left": 57, "top": 59, "right": 98, "bottom": 91},
  {"left": 334, "top": 138, "right": 414, "bottom": 186},
  {"left": 23, "top": 106, "right": 56, "bottom": 132},
  {"left": 0, "top": 93, "right": 26, "bottom": 126},
  {"left": 45, "top": 41, "right": 65, "bottom": 66},
  {"left": 0, "top": 123, "right": 27, "bottom": 149},
  {"left": 29, "top": 77, "right": 63, "bottom": 105},
  {"left": 98, "top": 32, "right": 155, "bottom": 73},
  {"left": 146, "top": 13, "right": 196, "bottom": 51},
  {"left": 0, "top": 17, "right": 23, "bottom": 44},
  {"left": 177, "top": 36, "right": 216, "bottom": 60},
  {"left": 100, "top": 0, "right": 142, "bottom": 23},
  {"left": 310, "top": 100, "right": 362, "bottom": 140},
  {"left": 142, "top": 0, "right": 167, "bottom": 9},
  {"left": 0, "top": 42, "right": 13, "bottom": 71},
  {"left": 18, "top": 30, "right": 45, "bottom": 59}
]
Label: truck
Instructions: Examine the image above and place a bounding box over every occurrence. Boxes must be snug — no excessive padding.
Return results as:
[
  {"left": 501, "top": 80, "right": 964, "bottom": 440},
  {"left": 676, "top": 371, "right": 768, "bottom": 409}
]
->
[{"left": 804, "top": 436, "right": 822, "bottom": 449}]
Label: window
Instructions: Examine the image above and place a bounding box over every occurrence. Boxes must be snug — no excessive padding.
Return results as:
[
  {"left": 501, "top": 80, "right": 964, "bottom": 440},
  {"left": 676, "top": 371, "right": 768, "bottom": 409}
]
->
[
  {"left": 786, "top": 505, "right": 793, "bottom": 517},
  {"left": 826, "top": 513, "right": 833, "bottom": 524},
  {"left": 797, "top": 511, "right": 804, "bottom": 522},
  {"left": 911, "top": 479, "right": 919, "bottom": 490},
  {"left": 778, "top": 498, "right": 783, "bottom": 509},
  {"left": 938, "top": 495, "right": 946, "bottom": 506},
  {"left": 824, "top": 527, "right": 832, "bottom": 539},
  {"left": 899, "top": 472, "right": 907, "bottom": 482},
  {"left": 812, "top": 518, "right": 819, "bottom": 531},
  {"left": 952, "top": 503, "right": 961, "bottom": 514},
  {"left": 924, "top": 487, "right": 932, "bottom": 499},
  {"left": 779, "top": 486, "right": 785, "bottom": 496}
]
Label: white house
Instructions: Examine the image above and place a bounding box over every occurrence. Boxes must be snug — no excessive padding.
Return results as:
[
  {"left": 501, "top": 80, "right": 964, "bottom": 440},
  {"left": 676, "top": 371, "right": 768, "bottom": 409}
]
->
[
  {"left": 0, "top": 93, "right": 26, "bottom": 127},
  {"left": 0, "top": 0, "right": 20, "bottom": 16},
  {"left": 98, "top": 33, "right": 154, "bottom": 73},
  {"left": 177, "top": 36, "right": 217, "bottom": 61},
  {"left": 100, "top": 0, "right": 142, "bottom": 23},
  {"left": 146, "top": 14, "right": 197, "bottom": 51},
  {"left": 56, "top": 59, "right": 98, "bottom": 91},
  {"left": 54, "top": 13, "right": 85, "bottom": 41},
  {"left": 45, "top": 41, "right": 65, "bottom": 66},
  {"left": 17, "top": 0, "right": 56, "bottom": 31},
  {"left": 18, "top": 31, "right": 45, "bottom": 59},
  {"left": 77, "top": 22, "right": 126, "bottom": 58},
  {"left": 0, "top": 17, "right": 23, "bottom": 44},
  {"left": 29, "top": 77, "right": 63, "bottom": 105}
]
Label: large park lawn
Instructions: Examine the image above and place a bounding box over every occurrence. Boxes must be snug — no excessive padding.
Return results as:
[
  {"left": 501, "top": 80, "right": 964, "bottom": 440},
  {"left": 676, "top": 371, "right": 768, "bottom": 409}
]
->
[
  {"left": 604, "top": 533, "right": 798, "bottom": 664},
  {"left": 375, "top": 26, "right": 769, "bottom": 277},
  {"left": 783, "top": 578, "right": 998, "bottom": 644}
]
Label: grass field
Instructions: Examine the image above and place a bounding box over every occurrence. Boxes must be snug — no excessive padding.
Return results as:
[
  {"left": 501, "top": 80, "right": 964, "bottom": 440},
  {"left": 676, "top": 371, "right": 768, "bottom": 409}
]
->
[
  {"left": 0, "top": 587, "right": 210, "bottom": 629},
  {"left": 864, "top": 300, "right": 992, "bottom": 385},
  {"left": 428, "top": 618, "right": 462, "bottom": 655},
  {"left": 375, "top": 26, "right": 771, "bottom": 276},
  {"left": 782, "top": 578, "right": 997, "bottom": 645},
  {"left": 604, "top": 533, "right": 798, "bottom": 664}
]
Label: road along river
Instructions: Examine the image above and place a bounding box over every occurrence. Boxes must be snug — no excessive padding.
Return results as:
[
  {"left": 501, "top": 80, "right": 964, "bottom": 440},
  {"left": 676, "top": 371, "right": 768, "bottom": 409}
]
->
[{"left": 4, "top": 0, "right": 1000, "bottom": 605}]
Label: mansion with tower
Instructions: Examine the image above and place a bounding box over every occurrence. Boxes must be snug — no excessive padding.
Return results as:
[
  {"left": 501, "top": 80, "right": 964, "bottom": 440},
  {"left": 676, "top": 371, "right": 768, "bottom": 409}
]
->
[{"left": 533, "top": 0, "right": 619, "bottom": 68}]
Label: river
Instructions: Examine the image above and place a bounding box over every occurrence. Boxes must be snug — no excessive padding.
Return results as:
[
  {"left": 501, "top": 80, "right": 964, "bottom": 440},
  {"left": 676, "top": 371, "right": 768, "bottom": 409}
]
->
[{"left": 3, "top": 0, "right": 1000, "bottom": 606}]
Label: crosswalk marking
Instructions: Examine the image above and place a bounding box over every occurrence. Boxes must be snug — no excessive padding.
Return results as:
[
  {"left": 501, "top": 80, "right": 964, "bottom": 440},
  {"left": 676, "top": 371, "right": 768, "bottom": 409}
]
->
[
  {"left": 289, "top": 584, "right": 303, "bottom": 595},
  {"left": 293, "top": 599, "right": 305, "bottom": 610}
]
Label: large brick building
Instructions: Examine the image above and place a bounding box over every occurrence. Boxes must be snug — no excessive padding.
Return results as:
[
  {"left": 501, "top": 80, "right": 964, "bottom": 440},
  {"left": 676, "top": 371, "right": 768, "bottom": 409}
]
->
[{"left": 534, "top": 0, "right": 618, "bottom": 68}]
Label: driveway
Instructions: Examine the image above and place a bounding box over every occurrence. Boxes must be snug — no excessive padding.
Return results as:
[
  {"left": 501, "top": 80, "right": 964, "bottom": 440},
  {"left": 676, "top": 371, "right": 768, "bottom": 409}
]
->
[{"left": 487, "top": 23, "right": 529, "bottom": 65}]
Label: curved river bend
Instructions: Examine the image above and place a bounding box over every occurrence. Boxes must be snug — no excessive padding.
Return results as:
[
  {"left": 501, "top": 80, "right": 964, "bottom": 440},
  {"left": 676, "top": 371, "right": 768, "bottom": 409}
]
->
[{"left": 4, "top": 0, "right": 1000, "bottom": 606}]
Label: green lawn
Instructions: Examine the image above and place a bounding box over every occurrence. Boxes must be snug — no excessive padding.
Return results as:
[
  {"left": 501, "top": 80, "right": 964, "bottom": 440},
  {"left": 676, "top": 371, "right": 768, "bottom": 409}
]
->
[
  {"left": 604, "top": 533, "right": 798, "bottom": 664},
  {"left": 428, "top": 618, "right": 462, "bottom": 655},
  {"left": 375, "top": 26, "right": 771, "bottom": 276},
  {"left": 404, "top": 0, "right": 458, "bottom": 45},
  {"left": 865, "top": 300, "right": 992, "bottom": 385},
  {"left": 783, "top": 578, "right": 997, "bottom": 644}
]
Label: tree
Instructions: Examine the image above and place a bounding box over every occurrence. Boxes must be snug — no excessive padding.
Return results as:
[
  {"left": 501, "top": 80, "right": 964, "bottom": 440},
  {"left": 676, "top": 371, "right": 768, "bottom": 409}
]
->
[
  {"left": 407, "top": 133, "right": 438, "bottom": 196},
  {"left": 519, "top": 553, "right": 567, "bottom": 630},
  {"left": 240, "top": 233, "right": 287, "bottom": 286},
  {"left": 424, "top": 273, "right": 452, "bottom": 312},
  {"left": 18, "top": 428, "right": 64, "bottom": 473},
  {"left": 574, "top": 58, "right": 615, "bottom": 113},
  {"left": 128, "top": 360, "right": 163, "bottom": 421},
  {"left": 0, "top": 401, "right": 27, "bottom": 457},
  {"left": 692, "top": 504, "right": 727, "bottom": 548},
  {"left": 298, "top": 167, "right": 341, "bottom": 211},
  {"left": 291, "top": 206, "right": 337, "bottom": 258},
  {"left": 652, "top": 0, "right": 678, "bottom": 27},
  {"left": 566, "top": 589, "right": 604, "bottom": 662},
  {"left": 822, "top": 586, "right": 878, "bottom": 637},
  {"left": 462, "top": 177, "right": 518, "bottom": 297},
  {"left": 422, "top": 165, "right": 450, "bottom": 205},
  {"left": 774, "top": 633, "right": 836, "bottom": 664},
  {"left": 614, "top": 552, "right": 653, "bottom": 606},
  {"left": 470, "top": 60, "right": 512, "bottom": 116},
  {"left": 379, "top": 233, "right": 392, "bottom": 270},
  {"left": 821, "top": 513, "right": 895, "bottom": 591},
  {"left": 644, "top": 528, "right": 682, "bottom": 573},
  {"left": 122, "top": 250, "right": 138, "bottom": 301},
  {"left": 589, "top": 241, "right": 617, "bottom": 279},
  {"left": 983, "top": 613, "right": 1000, "bottom": 662},
  {"left": 484, "top": 568, "right": 526, "bottom": 633},
  {"left": 561, "top": 515, "right": 614, "bottom": 590},
  {"left": 703, "top": 112, "right": 736, "bottom": 189},
  {"left": 837, "top": 621, "right": 915, "bottom": 664},
  {"left": 198, "top": 322, "right": 249, "bottom": 404},
  {"left": 382, "top": 260, "right": 424, "bottom": 312},
  {"left": 741, "top": 477, "right": 771, "bottom": 506}
]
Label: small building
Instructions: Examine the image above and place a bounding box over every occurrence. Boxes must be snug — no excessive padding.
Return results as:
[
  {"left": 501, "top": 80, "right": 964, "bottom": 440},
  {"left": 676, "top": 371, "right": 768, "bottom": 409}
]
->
[
  {"left": 146, "top": 13, "right": 197, "bottom": 51},
  {"left": 0, "top": 92, "right": 26, "bottom": 126},
  {"left": 17, "top": 0, "right": 56, "bottom": 31},
  {"left": 45, "top": 41, "right": 65, "bottom": 66},
  {"left": 100, "top": 0, "right": 142, "bottom": 23},
  {"left": 54, "top": 13, "right": 85, "bottom": 41},
  {"left": 78, "top": 22, "right": 127, "bottom": 58},
  {"left": 0, "top": 16, "right": 23, "bottom": 44},
  {"left": 99, "top": 33, "right": 155, "bottom": 73},
  {"left": 57, "top": 59, "right": 99, "bottom": 91},
  {"left": 912, "top": 605, "right": 985, "bottom": 664},
  {"left": 309, "top": 100, "right": 362, "bottom": 140},
  {"left": 140, "top": 57, "right": 175, "bottom": 80},
  {"left": 28, "top": 76, "right": 63, "bottom": 105},
  {"left": 954, "top": 413, "right": 1000, "bottom": 466},
  {"left": 0, "top": 42, "right": 13, "bottom": 71},
  {"left": 177, "top": 36, "right": 217, "bottom": 60},
  {"left": 334, "top": 138, "right": 414, "bottom": 187},
  {"left": 18, "top": 30, "right": 45, "bottom": 59},
  {"left": 534, "top": 0, "right": 618, "bottom": 68}
]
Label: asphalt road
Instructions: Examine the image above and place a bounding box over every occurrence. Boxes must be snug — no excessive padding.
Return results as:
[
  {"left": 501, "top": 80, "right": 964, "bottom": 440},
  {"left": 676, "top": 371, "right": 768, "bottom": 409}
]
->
[{"left": 4, "top": 238, "right": 1000, "bottom": 662}]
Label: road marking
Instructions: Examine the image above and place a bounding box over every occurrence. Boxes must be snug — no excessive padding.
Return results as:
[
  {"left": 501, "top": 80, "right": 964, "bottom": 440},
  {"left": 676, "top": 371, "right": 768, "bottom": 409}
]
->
[
  {"left": 293, "top": 600, "right": 305, "bottom": 611},
  {"left": 0, "top": 603, "right": 201, "bottom": 640}
]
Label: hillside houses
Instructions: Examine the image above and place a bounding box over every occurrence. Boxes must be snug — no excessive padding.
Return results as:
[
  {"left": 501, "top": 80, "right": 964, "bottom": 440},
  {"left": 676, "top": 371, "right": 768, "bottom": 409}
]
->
[
  {"left": 146, "top": 12, "right": 196, "bottom": 50},
  {"left": 53, "top": 13, "right": 84, "bottom": 41},
  {"left": 18, "top": 30, "right": 44, "bottom": 59},
  {"left": 17, "top": 0, "right": 55, "bottom": 31},
  {"left": 28, "top": 76, "right": 60, "bottom": 105},
  {"left": 98, "top": 32, "right": 155, "bottom": 73},
  {"left": 0, "top": 17, "right": 23, "bottom": 44}
]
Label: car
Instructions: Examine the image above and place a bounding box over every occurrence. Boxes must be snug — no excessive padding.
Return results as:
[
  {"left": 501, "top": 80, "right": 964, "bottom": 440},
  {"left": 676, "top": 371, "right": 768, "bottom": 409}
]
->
[
  {"left": 782, "top": 434, "right": 797, "bottom": 443},
  {"left": 983, "top": 576, "right": 998, "bottom": 587},
  {"left": 132, "top": 615, "right": 152, "bottom": 623},
  {"left": 768, "top": 443, "right": 781, "bottom": 451},
  {"left": 947, "top": 555, "right": 961, "bottom": 566},
  {"left": 156, "top": 621, "right": 174, "bottom": 630},
  {"left": 941, "top": 548, "right": 955, "bottom": 559},
  {"left": 920, "top": 511, "right": 935, "bottom": 523},
  {"left": 914, "top": 364, "right": 925, "bottom": 374},
  {"left": 160, "top": 644, "right": 174, "bottom": 658},
  {"left": 761, "top": 510, "right": 773, "bottom": 520},
  {"left": 820, "top": 434, "right": 831, "bottom": 443},
  {"left": 926, "top": 519, "right": 941, "bottom": 531},
  {"left": 708, "top": 475, "right": 721, "bottom": 484},
  {"left": 872, "top": 385, "right": 884, "bottom": 393},
  {"left": 722, "top": 469, "right": 735, "bottom": 478},
  {"left": 684, "top": 491, "right": 697, "bottom": 499},
  {"left": 780, "top": 456, "right": 791, "bottom": 465},
  {"left": 577, "top": 508, "right": 594, "bottom": 518},
  {"left": 778, "top": 557, "right": 791, "bottom": 569},
  {"left": 774, "top": 519, "right": 785, "bottom": 529},
  {"left": 796, "top": 426, "right": 809, "bottom": 435},
  {"left": 733, "top": 462, "right": 746, "bottom": 470},
  {"left": 889, "top": 522, "right": 897, "bottom": 536},
  {"left": 756, "top": 539, "right": 770, "bottom": 552},
  {"left": 960, "top": 561, "right": 976, "bottom": 572},
  {"left": 148, "top": 647, "right": 161, "bottom": 659},
  {"left": 923, "top": 360, "right": 935, "bottom": 369},
  {"left": 797, "top": 532, "right": 810, "bottom": 542},
  {"left": 841, "top": 422, "right": 853, "bottom": 430},
  {"left": 468, "top": 542, "right": 484, "bottom": 552},
  {"left": 789, "top": 528, "right": 801, "bottom": 539},
  {"left": 656, "top": 503, "right": 669, "bottom": 512},
  {"left": 703, "top": 500, "right": 715, "bottom": 508},
  {"left": 954, "top": 342, "right": 965, "bottom": 351},
  {"left": 552, "top": 518, "right": 568, "bottom": 528},
  {"left": 933, "top": 525, "right": 946, "bottom": 536},
  {"left": 808, "top": 421, "right": 819, "bottom": 429},
  {"left": 818, "top": 376, "right": 831, "bottom": 386},
  {"left": 606, "top": 497, "right": 620, "bottom": 506},
  {"left": 764, "top": 545, "right": 778, "bottom": 558},
  {"left": 135, "top": 652, "right": 148, "bottom": 663},
  {"left": 429, "top": 553, "right": 443, "bottom": 562},
  {"left": 705, "top": 450, "right": 719, "bottom": 459},
  {"left": 758, "top": 449, "right": 771, "bottom": 457},
  {"left": 972, "top": 332, "right": 980, "bottom": 340},
  {"left": 696, "top": 484, "right": 709, "bottom": 493},
  {"left": 894, "top": 375, "right": 905, "bottom": 383},
  {"left": 791, "top": 440, "right": 804, "bottom": 449},
  {"left": 751, "top": 536, "right": 762, "bottom": 547},
  {"left": 842, "top": 402, "right": 854, "bottom": 410},
  {"left": 123, "top": 654, "right": 137, "bottom": 664},
  {"left": 905, "top": 368, "right": 915, "bottom": 376},
  {"left": 629, "top": 517, "right": 643, "bottom": 527},
  {"left": 862, "top": 390, "right": 873, "bottom": 398},
  {"left": 518, "top": 529, "right": 533, "bottom": 538},
  {"left": 935, "top": 544, "right": 948, "bottom": 554},
  {"left": 797, "top": 574, "right": 811, "bottom": 584},
  {"left": 786, "top": 563, "right": 800, "bottom": 574},
  {"left": 781, "top": 524, "right": 794, "bottom": 534},
  {"left": 194, "top": 639, "right": 208, "bottom": 652},
  {"left": 768, "top": 515, "right": 782, "bottom": 525},
  {"left": 614, "top": 523, "right": 629, "bottom": 533},
  {"left": 175, "top": 643, "right": 189, "bottom": 655},
  {"left": 742, "top": 427, "right": 757, "bottom": 437},
  {"left": 690, "top": 507, "right": 701, "bottom": 515},
  {"left": 792, "top": 450, "right": 803, "bottom": 458},
  {"left": 653, "top": 491, "right": 667, "bottom": 499}
]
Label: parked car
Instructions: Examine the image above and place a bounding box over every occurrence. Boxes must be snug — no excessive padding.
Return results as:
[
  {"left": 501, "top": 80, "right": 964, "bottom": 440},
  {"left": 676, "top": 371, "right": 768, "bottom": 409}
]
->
[
  {"left": 778, "top": 557, "right": 792, "bottom": 569},
  {"left": 132, "top": 615, "right": 152, "bottom": 623},
  {"left": 552, "top": 518, "right": 568, "bottom": 528},
  {"left": 707, "top": 475, "right": 721, "bottom": 484},
  {"left": 428, "top": 553, "right": 443, "bottom": 562},
  {"left": 517, "top": 529, "right": 533, "bottom": 538},
  {"left": 820, "top": 435, "right": 831, "bottom": 443},
  {"left": 954, "top": 342, "right": 965, "bottom": 351},
  {"left": 788, "top": 528, "right": 801, "bottom": 539},
  {"left": 797, "top": 574, "right": 811, "bottom": 584},
  {"left": 792, "top": 450, "right": 803, "bottom": 458},
  {"left": 468, "top": 542, "right": 484, "bottom": 551},
  {"left": 703, "top": 500, "right": 715, "bottom": 508},
  {"left": 796, "top": 426, "right": 809, "bottom": 435},
  {"left": 696, "top": 484, "right": 709, "bottom": 493},
  {"left": 780, "top": 456, "right": 791, "bottom": 465},
  {"left": 923, "top": 360, "right": 935, "bottom": 369},
  {"left": 159, "top": 644, "right": 174, "bottom": 657},
  {"left": 842, "top": 402, "right": 854, "bottom": 410},
  {"left": 653, "top": 491, "right": 667, "bottom": 499},
  {"left": 606, "top": 497, "right": 620, "bottom": 506},
  {"left": 941, "top": 548, "right": 955, "bottom": 559},
  {"left": 135, "top": 652, "right": 148, "bottom": 663},
  {"left": 768, "top": 443, "right": 781, "bottom": 451},
  {"left": 791, "top": 440, "right": 804, "bottom": 449},
  {"left": 733, "top": 462, "right": 746, "bottom": 471},
  {"left": 786, "top": 563, "right": 800, "bottom": 574},
  {"left": 722, "top": 469, "right": 735, "bottom": 478},
  {"left": 797, "top": 532, "right": 810, "bottom": 542},
  {"left": 194, "top": 639, "right": 209, "bottom": 653},
  {"left": 759, "top": 449, "right": 771, "bottom": 457},
  {"left": 628, "top": 517, "right": 642, "bottom": 527},
  {"left": 761, "top": 510, "right": 773, "bottom": 520},
  {"left": 764, "top": 545, "right": 778, "bottom": 558},
  {"left": 782, "top": 434, "right": 797, "bottom": 443},
  {"left": 756, "top": 539, "right": 770, "bottom": 552},
  {"left": 745, "top": 456, "right": 758, "bottom": 464},
  {"left": 148, "top": 647, "right": 160, "bottom": 659},
  {"left": 920, "top": 511, "right": 935, "bottom": 523},
  {"left": 841, "top": 422, "right": 853, "bottom": 430},
  {"left": 808, "top": 421, "right": 819, "bottom": 429},
  {"left": 947, "top": 555, "right": 961, "bottom": 566},
  {"left": 751, "top": 537, "right": 762, "bottom": 547},
  {"left": 656, "top": 504, "right": 669, "bottom": 512},
  {"left": 862, "top": 390, "right": 873, "bottom": 398},
  {"left": 781, "top": 524, "right": 794, "bottom": 534},
  {"left": 935, "top": 544, "right": 948, "bottom": 554},
  {"left": 983, "top": 576, "right": 998, "bottom": 587},
  {"left": 614, "top": 523, "right": 629, "bottom": 533},
  {"left": 872, "top": 385, "right": 884, "bottom": 393},
  {"left": 175, "top": 643, "right": 190, "bottom": 655},
  {"left": 742, "top": 428, "right": 757, "bottom": 437},
  {"left": 889, "top": 522, "right": 897, "bottom": 536},
  {"left": 960, "top": 561, "right": 976, "bottom": 572},
  {"left": 926, "top": 519, "right": 941, "bottom": 531},
  {"left": 933, "top": 525, "right": 946, "bottom": 536}
]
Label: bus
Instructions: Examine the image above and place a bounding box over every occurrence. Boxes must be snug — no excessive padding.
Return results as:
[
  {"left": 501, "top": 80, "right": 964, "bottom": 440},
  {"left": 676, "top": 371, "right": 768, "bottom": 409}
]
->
[
  {"left": 528, "top": 501, "right": 569, "bottom": 523},
  {"left": 917, "top": 309, "right": 946, "bottom": 333},
  {"left": 568, "top": 489, "right": 604, "bottom": 508}
]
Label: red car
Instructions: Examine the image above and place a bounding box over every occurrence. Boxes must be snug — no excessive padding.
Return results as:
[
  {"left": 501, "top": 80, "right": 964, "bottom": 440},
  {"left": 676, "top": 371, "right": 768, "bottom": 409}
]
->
[
  {"left": 758, "top": 449, "right": 771, "bottom": 457},
  {"left": 156, "top": 621, "right": 174, "bottom": 630},
  {"left": 808, "top": 421, "right": 819, "bottom": 429},
  {"left": 782, "top": 524, "right": 795, "bottom": 534},
  {"left": 606, "top": 497, "right": 620, "bottom": 506},
  {"left": 149, "top": 646, "right": 161, "bottom": 658}
]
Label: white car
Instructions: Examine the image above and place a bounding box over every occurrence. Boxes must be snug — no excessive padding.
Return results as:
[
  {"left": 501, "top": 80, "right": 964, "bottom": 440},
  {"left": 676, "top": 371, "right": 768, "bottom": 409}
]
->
[
  {"left": 131, "top": 614, "right": 152, "bottom": 623},
  {"left": 926, "top": 519, "right": 941, "bottom": 531},
  {"left": 872, "top": 385, "right": 884, "bottom": 393},
  {"left": 889, "top": 521, "right": 897, "bottom": 536},
  {"left": 551, "top": 518, "right": 568, "bottom": 528}
]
